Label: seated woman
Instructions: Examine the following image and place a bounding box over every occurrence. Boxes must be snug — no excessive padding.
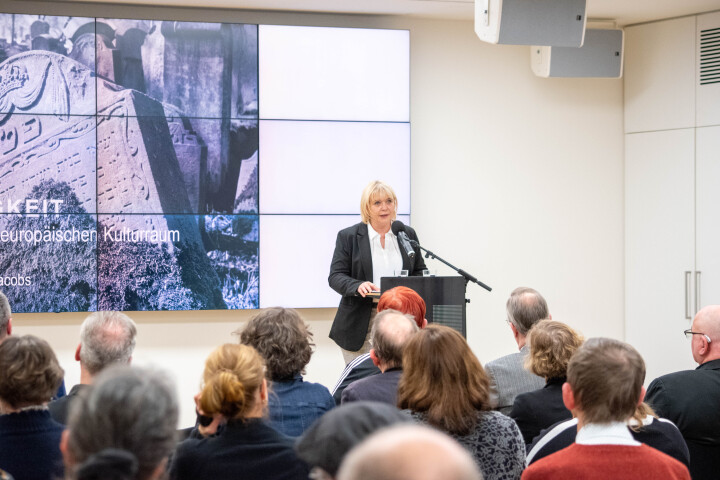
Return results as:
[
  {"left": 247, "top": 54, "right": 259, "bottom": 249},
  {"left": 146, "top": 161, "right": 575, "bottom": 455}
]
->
[
  {"left": 397, "top": 325, "right": 525, "bottom": 480},
  {"left": 509, "top": 319, "right": 583, "bottom": 445},
  {"left": 169, "top": 344, "right": 309, "bottom": 480},
  {"left": 0, "top": 335, "right": 65, "bottom": 480},
  {"left": 61, "top": 365, "right": 179, "bottom": 480},
  {"left": 237, "top": 307, "right": 335, "bottom": 437}
]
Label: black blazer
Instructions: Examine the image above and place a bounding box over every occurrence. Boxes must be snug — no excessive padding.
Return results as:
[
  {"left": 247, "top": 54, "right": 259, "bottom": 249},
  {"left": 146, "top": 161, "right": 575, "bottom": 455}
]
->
[
  {"left": 645, "top": 358, "right": 720, "bottom": 480},
  {"left": 328, "top": 222, "right": 425, "bottom": 351},
  {"left": 509, "top": 377, "right": 572, "bottom": 446}
]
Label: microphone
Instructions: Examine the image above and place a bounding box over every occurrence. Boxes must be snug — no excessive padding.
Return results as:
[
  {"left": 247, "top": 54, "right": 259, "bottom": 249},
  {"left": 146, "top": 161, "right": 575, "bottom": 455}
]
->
[{"left": 391, "top": 220, "right": 416, "bottom": 258}]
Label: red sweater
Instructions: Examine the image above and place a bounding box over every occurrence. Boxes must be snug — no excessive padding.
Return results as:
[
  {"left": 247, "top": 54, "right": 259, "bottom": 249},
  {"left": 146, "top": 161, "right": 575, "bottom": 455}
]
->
[{"left": 521, "top": 444, "right": 690, "bottom": 480}]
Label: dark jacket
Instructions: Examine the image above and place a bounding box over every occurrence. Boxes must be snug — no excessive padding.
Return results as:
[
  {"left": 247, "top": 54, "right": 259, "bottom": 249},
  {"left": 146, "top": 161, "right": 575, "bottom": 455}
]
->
[
  {"left": 170, "top": 418, "right": 309, "bottom": 480},
  {"left": 645, "top": 358, "right": 720, "bottom": 480},
  {"left": 328, "top": 222, "right": 425, "bottom": 351},
  {"left": 509, "top": 376, "right": 572, "bottom": 445}
]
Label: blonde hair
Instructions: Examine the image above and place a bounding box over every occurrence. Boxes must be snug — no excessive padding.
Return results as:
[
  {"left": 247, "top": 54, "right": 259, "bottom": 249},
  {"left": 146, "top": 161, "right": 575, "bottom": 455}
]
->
[
  {"left": 525, "top": 320, "right": 584, "bottom": 380},
  {"left": 198, "top": 344, "right": 265, "bottom": 420},
  {"left": 360, "top": 181, "right": 398, "bottom": 224}
]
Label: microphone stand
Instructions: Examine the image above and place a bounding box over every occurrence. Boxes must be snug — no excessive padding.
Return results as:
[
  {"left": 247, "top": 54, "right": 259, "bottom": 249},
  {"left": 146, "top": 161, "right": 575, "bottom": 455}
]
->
[{"left": 409, "top": 240, "right": 492, "bottom": 292}]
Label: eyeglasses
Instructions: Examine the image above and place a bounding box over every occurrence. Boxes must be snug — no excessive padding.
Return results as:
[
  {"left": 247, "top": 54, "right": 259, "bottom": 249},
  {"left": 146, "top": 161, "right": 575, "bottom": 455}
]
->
[{"left": 683, "top": 329, "right": 712, "bottom": 343}]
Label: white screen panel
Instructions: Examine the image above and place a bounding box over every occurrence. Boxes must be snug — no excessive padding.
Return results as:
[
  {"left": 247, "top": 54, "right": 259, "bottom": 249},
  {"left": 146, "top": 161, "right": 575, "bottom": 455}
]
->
[
  {"left": 259, "top": 120, "right": 410, "bottom": 215},
  {"left": 259, "top": 25, "right": 409, "bottom": 122},
  {"left": 260, "top": 214, "right": 411, "bottom": 308}
]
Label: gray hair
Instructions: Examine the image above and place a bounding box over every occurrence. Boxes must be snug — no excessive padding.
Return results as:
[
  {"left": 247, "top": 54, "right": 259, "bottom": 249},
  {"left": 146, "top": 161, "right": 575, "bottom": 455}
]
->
[
  {"left": 371, "top": 309, "right": 419, "bottom": 368},
  {"left": 506, "top": 287, "right": 549, "bottom": 336},
  {"left": 79, "top": 311, "right": 137, "bottom": 375},
  {"left": 66, "top": 365, "right": 179, "bottom": 480},
  {"left": 0, "top": 291, "right": 11, "bottom": 340}
]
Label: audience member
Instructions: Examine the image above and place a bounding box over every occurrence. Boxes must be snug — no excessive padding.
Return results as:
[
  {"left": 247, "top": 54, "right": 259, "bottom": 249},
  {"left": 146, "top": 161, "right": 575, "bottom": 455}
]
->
[
  {"left": 0, "top": 291, "right": 66, "bottom": 399},
  {"left": 332, "top": 286, "right": 427, "bottom": 404},
  {"left": 0, "top": 291, "right": 11, "bottom": 343},
  {"left": 295, "top": 401, "right": 412, "bottom": 479},
  {"left": 521, "top": 338, "right": 690, "bottom": 480},
  {"left": 49, "top": 311, "right": 137, "bottom": 424},
  {"left": 509, "top": 320, "right": 582, "bottom": 445},
  {"left": 645, "top": 305, "right": 720, "bottom": 480},
  {"left": 61, "top": 365, "right": 179, "bottom": 480},
  {"left": 526, "top": 402, "right": 690, "bottom": 468},
  {"left": 485, "top": 287, "right": 548, "bottom": 414},
  {"left": 336, "top": 424, "right": 483, "bottom": 480},
  {"left": 169, "top": 344, "right": 309, "bottom": 480},
  {"left": 237, "top": 307, "right": 334, "bottom": 437},
  {"left": 0, "top": 469, "right": 13, "bottom": 480},
  {"left": 341, "top": 310, "right": 418, "bottom": 405},
  {"left": 0, "top": 335, "right": 65, "bottom": 480},
  {"left": 397, "top": 325, "right": 524, "bottom": 480}
]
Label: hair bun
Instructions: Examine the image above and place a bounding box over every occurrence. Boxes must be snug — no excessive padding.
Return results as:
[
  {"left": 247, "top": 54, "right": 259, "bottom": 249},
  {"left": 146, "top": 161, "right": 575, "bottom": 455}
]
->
[{"left": 76, "top": 448, "right": 139, "bottom": 480}]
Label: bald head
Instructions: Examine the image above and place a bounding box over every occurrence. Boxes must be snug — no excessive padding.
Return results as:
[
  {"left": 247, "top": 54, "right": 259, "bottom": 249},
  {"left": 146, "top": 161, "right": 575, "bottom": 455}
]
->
[
  {"left": 337, "top": 424, "right": 482, "bottom": 480},
  {"left": 370, "top": 310, "right": 419, "bottom": 370},
  {"left": 691, "top": 305, "right": 720, "bottom": 364}
]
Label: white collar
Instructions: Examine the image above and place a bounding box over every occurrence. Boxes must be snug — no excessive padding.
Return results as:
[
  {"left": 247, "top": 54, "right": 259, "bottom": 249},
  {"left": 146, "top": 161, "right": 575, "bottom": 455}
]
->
[
  {"left": 576, "top": 421, "right": 640, "bottom": 446},
  {"left": 367, "top": 223, "right": 394, "bottom": 241}
]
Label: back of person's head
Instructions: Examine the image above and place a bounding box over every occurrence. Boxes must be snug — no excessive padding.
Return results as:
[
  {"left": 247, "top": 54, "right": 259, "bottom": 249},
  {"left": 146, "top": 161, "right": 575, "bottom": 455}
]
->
[
  {"left": 64, "top": 365, "right": 179, "bottom": 480},
  {"left": 237, "top": 307, "right": 313, "bottom": 381},
  {"left": 0, "top": 334, "right": 64, "bottom": 410},
  {"left": 506, "top": 287, "right": 549, "bottom": 336},
  {"left": 397, "top": 325, "right": 491, "bottom": 435},
  {"left": 371, "top": 309, "right": 419, "bottom": 368},
  {"left": 567, "top": 337, "right": 645, "bottom": 424},
  {"left": 526, "top": 320, "right": 584, "bottom": 380},
  {"left": 79, "top": 311, "right": 137, "bottom": 375},
  {"left": 296, "top": 401, "right": 412, "bottom": 478},
  {"left": 0, "top": 291, "right": 11, "bottom": 341},
  {"left": 337, "top": 424, "right": 483, "bottom": 480},
  {"left": 199, "top": 343, "right": 265, "bottom": 420},
  {"left": 378, "top": 287, "right": 427, "bottom": 328}
]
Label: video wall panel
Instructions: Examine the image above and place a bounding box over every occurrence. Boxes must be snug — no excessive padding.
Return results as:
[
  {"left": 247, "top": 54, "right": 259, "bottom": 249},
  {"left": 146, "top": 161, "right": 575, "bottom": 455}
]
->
[{"left": 0, "top": 12, "right": 409, "bottom": 313}]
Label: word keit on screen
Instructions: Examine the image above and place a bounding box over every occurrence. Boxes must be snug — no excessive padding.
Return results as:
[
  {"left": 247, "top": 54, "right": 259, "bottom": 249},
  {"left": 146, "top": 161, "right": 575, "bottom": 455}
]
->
[{"left": 0, "top": 199, "right": 65, "bottom": 214}]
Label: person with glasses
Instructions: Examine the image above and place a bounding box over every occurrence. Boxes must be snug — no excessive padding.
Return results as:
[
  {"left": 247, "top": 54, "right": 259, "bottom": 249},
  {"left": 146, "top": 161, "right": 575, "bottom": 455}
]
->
[{"left": 645, "top": 305, "right": 720, "bottom": 480}]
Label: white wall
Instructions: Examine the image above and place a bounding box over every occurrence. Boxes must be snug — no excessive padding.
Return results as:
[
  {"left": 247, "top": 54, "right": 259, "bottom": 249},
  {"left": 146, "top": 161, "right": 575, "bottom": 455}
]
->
[{"left": 5, "top": 1, "right": 625, "bottom": 427}]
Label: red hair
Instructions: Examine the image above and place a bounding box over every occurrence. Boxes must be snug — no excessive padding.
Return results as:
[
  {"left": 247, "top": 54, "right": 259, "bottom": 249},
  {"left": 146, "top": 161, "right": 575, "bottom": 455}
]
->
[{"left": 378, "top": 286, "right": 426, "bottom": 328}]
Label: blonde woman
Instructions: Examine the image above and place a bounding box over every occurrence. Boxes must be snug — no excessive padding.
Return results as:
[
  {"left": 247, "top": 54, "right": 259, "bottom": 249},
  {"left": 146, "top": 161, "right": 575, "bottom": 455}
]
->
[
  {"left": 170, "top": 344, "right": 308, "bottom": 480},
  {"left": 329, "top": 180, "right": 426, "bottom": 364},
  {"left": 509, "top": 319, "right": 584, "bottom": 445}
]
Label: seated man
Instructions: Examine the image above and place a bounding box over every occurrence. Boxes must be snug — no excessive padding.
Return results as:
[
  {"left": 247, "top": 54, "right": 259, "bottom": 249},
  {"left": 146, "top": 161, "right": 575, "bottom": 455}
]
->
[
  {"left": 341, "top": 310, "right": 418, "bottom": 405},
  {"left": 521, "top": 338, "right": 690, "bottom": 480},
  {"left": 337, "top": 424, "right": 482, "bottom": 480},
  {"left": 49, "top": 311, "right": 137, "bottom": 424},
  {"left": 645, "top": 305, "right": 720, "bottom": 480},
  {"left": 332, "top": 286, "right": 427, "bottom": 404},
  {"left": 485, "top": 287, "right": 548, "bottom": 414},
  {"left": 238, "top": 307, "right": 335, "bottom": 437}
]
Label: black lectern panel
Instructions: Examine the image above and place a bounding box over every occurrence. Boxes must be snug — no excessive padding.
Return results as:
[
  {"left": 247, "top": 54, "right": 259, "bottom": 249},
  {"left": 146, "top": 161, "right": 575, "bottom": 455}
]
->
[{"left": 380, "top": 276, "right": 466, "bottom": 337}]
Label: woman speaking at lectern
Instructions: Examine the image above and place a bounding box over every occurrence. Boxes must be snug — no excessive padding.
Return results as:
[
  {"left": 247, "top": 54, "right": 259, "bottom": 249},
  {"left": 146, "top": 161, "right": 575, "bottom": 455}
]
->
[{"left": 328, "top": 180, "right": 425, "bottom": 364}]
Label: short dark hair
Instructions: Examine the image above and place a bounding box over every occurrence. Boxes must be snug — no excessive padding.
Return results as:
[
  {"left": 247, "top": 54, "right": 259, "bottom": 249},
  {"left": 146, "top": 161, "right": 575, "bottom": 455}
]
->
[
  {"left": 238, "top": 307, "right": 313, "bottom": 381},
  {"left": 371, "top": 309, "right": 418, "bottom": 368},
  {"left": 0, "top": 335, "right": 64, "bottom": 408},
  {"left": 506, "top": 287, "right": 549, "bottom": 335},
  {"left": 567, "top": 337, "right": 645, "bottom": 424}
]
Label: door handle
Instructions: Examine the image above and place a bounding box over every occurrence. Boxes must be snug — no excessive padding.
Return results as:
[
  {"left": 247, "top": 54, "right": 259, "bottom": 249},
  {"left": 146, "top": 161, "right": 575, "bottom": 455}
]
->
[
  {"left": 696, "top": 271, "right": 702, "bottom": 313},
  {"left": 685, "top": 271, "right": 692, "bottom": 320}
]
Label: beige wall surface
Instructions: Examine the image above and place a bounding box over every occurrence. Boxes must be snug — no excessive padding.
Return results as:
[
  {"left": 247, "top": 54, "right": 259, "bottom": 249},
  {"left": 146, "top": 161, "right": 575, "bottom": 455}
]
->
[{"left": 5, "top": 1, "right": 625, "bottom": 427}]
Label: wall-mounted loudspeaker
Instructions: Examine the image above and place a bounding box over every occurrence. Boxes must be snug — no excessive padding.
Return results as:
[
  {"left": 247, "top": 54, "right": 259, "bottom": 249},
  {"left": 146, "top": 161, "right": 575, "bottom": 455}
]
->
[
  {"left": 531, "top": 28, "right": 624, "bottom": 78},
  {"left": 475, "top": 0, "right": 587, "bottom": 47}
]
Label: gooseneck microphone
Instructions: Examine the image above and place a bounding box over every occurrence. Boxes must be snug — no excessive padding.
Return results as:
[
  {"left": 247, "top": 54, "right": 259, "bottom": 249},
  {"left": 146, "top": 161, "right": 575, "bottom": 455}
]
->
[{"left": 391, "top": 220, "right": 416, "bottom": 258}]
